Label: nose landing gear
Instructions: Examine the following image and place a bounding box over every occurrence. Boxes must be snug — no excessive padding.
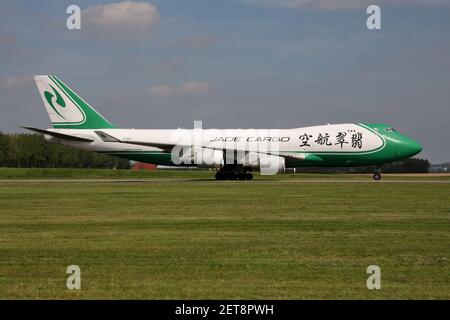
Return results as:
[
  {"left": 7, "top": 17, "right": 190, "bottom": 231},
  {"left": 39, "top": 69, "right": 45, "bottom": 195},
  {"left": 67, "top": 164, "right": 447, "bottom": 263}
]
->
[{"left": 373, "top": 166, "right": 382, "bottom": 181}]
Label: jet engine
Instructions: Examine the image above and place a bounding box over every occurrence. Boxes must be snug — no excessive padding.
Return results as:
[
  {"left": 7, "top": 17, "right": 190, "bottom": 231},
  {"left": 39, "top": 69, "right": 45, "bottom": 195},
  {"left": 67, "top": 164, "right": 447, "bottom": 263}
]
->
[
  {"left": 258, "top": 154, "right": 285, "bottom": 175},
  {"left": 174, "top": 146, "right": 224, "bottom": 168},
  {"left": 197, "top": 148, "right": 224, "bottom": 168}
]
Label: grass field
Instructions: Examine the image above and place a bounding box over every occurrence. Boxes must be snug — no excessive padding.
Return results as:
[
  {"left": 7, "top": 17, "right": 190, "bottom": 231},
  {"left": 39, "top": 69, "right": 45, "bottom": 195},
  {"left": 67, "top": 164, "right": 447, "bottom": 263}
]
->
[
  {"left": 0, "top": 169, "right": 449, "bottom": 299},
  {"left": 0, "top": 167, "right": 449, "bottom": 180}
]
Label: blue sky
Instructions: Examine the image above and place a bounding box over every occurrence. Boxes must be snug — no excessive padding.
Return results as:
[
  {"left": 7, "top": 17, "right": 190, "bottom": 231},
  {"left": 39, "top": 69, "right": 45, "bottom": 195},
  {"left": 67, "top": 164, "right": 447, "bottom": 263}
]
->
[{"left": 0, "top": 0, "right": 449, "bottom": 162}]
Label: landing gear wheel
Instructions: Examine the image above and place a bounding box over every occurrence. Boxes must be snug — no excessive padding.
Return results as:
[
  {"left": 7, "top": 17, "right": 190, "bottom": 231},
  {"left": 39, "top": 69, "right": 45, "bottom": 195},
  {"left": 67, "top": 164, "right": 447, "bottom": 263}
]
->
[
  {"left": 215, "top": 165, "right": 253, "bottom": 181},
  {"left": 373, "top": 172, "right": 381, "bottom": 181},
  {"left": 215, "top": 172, "right": 224, "bottom": 180}
]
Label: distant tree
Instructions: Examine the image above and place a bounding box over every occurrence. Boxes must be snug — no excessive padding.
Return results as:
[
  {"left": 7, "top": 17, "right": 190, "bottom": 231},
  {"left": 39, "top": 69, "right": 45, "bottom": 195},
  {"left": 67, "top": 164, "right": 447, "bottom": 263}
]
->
[
  {"left": 0, "top": 132, "right": 10, "bottom": 166},
  {"left": 0, "top": 133, "right": 130, "bottom": 169},
  {"left": 293, "top": 157, "right": 430, "bottom": 174},
  {"left": 383, "top": 158, "right": 430, "bottom": 173},
  {"left": 7, "top": 135, "right": 20, "bottom": 167}
]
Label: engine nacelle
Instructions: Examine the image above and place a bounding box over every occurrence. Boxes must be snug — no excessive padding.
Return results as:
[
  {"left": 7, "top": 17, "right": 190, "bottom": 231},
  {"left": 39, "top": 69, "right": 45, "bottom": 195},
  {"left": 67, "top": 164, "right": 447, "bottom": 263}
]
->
[
  {"left": 258, "top": 155, "right": 285, "bottom": 175},
  {"left": 174, "top": 146, "right": 223, "bottom": 168},
  {"left": 173, "top": 146, "right": 284, "bottom": 174},
  {"left": 197, "top": 148, "right": 224, "bottom": 168}
]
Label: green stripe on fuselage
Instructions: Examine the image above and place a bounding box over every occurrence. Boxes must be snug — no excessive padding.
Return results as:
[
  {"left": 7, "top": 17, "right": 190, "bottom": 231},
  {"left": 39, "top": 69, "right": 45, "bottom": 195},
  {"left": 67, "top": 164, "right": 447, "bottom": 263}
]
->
[{"left": 286, "top": 123, "right": 419, "bottom": 167}]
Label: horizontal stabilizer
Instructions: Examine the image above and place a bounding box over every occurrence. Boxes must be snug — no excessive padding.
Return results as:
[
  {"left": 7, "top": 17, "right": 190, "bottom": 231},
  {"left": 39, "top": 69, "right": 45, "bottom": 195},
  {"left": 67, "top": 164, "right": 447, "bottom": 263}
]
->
[{"left": 22, "top": 127, "right": 94, "bottom": 142}]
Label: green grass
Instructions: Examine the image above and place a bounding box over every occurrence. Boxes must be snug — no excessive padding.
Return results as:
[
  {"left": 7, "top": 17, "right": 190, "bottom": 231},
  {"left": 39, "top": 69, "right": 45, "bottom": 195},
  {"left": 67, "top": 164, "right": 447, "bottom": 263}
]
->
[
  {"left": 0, "top": 171, "right": 449, "bottom": 299},
  {"left": 0, "top": 167, "right": 208, "bottom": 179},
  {"left": 0, "top": 167, "right": 449, "bottom": 180}
]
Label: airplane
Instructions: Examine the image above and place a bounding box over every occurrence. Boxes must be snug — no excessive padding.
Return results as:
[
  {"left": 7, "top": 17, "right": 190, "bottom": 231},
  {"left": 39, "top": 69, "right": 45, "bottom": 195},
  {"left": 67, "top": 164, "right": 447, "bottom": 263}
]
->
[{"left": 24, "top": 75, "right": 423, "bottom": 181}]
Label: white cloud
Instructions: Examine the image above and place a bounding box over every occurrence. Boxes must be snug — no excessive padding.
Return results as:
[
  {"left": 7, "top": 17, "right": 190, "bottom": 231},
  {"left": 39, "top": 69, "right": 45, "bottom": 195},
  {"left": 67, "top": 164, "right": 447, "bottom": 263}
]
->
[
  {"left": 0, "top": 75, "right": 32, "bottom": 88},
  {"left": 242, "top": 0, "right": 450, "bottom": 10},
  {"left": 147, "top": 85, "right": 175, "bottom": 97},
  {"left": 147, "top": 81, "right": 211, "bottom": 97},
  {"left": 179, "top": 81, "right": 211, "bottom": 95},
  {"left": 83, "top": 1, "right": 160, "bottom": 34}
]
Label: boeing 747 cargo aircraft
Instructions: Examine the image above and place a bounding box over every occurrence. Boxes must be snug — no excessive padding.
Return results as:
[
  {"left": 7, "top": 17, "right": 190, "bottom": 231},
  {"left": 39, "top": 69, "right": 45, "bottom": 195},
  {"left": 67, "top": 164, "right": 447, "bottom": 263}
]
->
[{"left": 25, "top": 75, "right": 422, "bottom": 180}]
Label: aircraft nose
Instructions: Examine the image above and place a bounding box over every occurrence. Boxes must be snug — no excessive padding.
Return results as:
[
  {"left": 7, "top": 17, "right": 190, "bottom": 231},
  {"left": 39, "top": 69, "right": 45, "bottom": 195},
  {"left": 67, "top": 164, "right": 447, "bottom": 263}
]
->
[
  {"left": 398, "top": 136, "right": 423, "bottom": 158},
  {"left": 410, "top": 140, "right": 423, "bottom": 155}
]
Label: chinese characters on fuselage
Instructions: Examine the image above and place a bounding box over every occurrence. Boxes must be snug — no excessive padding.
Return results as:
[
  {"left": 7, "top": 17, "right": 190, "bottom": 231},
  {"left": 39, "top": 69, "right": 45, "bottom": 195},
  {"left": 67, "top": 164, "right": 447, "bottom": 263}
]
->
[
  {"left": 207, "top": 131, "right": 363, "bottom": 149},
  {"left": 300, "top": 131, "right": 363, "bottom": 149}
]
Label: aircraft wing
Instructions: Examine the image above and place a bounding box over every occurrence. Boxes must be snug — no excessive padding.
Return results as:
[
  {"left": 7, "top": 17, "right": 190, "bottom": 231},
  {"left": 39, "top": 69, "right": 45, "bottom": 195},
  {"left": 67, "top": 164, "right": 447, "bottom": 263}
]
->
[
  {"left": 94, "top": 131, "right": 175, "bottom": 152},
  {"left": 94, "top": 130, "right": 307, "bottom": 160},
  {"left": 22, "top": 127, "right": 95, "bottom": 143}
]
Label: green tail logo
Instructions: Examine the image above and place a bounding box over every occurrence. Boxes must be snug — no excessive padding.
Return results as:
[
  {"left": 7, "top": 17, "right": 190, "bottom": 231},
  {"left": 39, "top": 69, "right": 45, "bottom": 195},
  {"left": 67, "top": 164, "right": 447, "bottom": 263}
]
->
[{"left": 44, "top": 84, "right": 66, "bottom": 119}]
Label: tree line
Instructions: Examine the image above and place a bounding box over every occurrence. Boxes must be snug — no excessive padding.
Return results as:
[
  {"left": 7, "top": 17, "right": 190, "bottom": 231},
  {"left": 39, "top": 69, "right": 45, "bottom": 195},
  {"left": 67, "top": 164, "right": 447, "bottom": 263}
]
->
[
  {"left": 0, "top": 132, "right": 130, "bottom": 169},
  {"left": 293, "top": 157, "right": 430, "bottom": 174}
]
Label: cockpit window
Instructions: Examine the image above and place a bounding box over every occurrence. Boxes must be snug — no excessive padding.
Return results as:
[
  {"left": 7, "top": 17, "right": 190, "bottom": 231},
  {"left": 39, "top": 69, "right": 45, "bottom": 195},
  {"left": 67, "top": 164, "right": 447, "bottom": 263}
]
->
[{"left": 386, "top": 128, "right": 396, "bottom": 132}]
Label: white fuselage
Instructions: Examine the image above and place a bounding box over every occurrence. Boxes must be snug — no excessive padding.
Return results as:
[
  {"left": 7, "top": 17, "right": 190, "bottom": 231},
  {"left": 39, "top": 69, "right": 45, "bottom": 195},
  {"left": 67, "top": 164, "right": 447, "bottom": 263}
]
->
[{"left": 49, "top": 123, "right": 383, "bottom": 157}]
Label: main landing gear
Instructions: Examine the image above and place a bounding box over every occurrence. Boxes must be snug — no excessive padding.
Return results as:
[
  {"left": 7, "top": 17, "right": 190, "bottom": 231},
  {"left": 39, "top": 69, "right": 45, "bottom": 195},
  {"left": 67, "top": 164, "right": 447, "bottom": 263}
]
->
[
  {"left": 215, "top": 164, "right": 253, "bottom": 181},
  {"left": 373, "top": 166, "right": 382, "bottom": 181}
]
